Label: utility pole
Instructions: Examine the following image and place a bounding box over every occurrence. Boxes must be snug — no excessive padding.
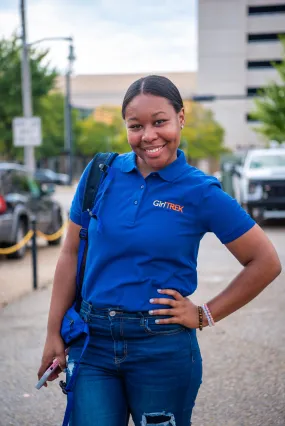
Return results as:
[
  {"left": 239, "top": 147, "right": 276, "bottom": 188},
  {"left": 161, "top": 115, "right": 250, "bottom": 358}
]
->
[
  {"left": 20, "top": 0, "right": 35, "bottom": 172},
  {"left": 65, "top": 42, "right": 75, "bottom": 185}
]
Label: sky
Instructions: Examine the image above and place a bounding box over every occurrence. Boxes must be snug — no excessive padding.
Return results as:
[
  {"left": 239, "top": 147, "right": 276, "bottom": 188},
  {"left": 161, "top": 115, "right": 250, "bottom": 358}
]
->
[{"left": 0, "top": 0, "right": 197, "bottom": 75}]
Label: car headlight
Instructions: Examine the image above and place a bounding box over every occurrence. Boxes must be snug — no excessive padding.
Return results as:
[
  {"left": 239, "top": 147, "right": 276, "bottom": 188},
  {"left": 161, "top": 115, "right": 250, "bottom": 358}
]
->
[
  {"left": 248, "top": 182, "right": 258, "bottom": 194},
  {"left": 247, "top": 181, "right": 264, "bottom": 201}
]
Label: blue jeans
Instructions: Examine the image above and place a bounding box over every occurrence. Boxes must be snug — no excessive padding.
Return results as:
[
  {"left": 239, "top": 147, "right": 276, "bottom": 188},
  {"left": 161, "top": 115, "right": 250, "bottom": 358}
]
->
[{"left": 66, "top": 300, "right": 202, "bottom": 426}]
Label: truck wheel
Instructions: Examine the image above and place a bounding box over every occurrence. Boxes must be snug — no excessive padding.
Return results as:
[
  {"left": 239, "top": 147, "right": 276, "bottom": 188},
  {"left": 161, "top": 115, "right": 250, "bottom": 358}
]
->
[
  {"left": 7, "top": 219, "right": 27, "bottom": 259},
  {"left": 48, "top": 211, "right": 63, "bottom": 246}
]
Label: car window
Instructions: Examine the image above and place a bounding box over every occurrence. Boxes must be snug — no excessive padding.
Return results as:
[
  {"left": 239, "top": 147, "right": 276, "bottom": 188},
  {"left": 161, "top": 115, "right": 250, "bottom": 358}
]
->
[
  {"left": 249, "top": 154, "right": 285, "bottom": 169},
  {"left": 1, "top": 170, "right": 13, "bottom": 195}
]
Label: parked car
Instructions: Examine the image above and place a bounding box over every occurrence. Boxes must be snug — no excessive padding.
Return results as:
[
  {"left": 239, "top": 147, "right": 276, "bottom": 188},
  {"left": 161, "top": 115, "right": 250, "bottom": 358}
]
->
[
  {"left": 0, "top": 163, "right": 63, "bottom": 259},
  {"left": 231, "top": 148, "right": 285, "bottom": 221},
  {"left": 34, "top": 168, "right": 69, "bottom": 185}
]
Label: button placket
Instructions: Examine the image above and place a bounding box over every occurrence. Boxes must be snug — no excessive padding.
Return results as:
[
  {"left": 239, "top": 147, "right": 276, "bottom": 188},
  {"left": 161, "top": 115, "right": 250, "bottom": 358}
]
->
[{"left": 128, "top": 178, "right": 146, "bottom": 223}]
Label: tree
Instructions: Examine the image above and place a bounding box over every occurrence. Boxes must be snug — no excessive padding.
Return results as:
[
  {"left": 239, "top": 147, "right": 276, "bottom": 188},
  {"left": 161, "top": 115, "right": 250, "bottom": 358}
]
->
[
  {"left": 250, "top": 38, "right": 285, "bottom": 143},
  {"left": 77, "top": 106, "right": 130, "bottom": 156},
  {"left": 36, "top": 92, "right": 82, "bottom": 159},
  {"left": 77, "top": 117, "right": 115, "bottom": 155},
  {"left": 111, "top": 130, "right": 131, "bottom": 154},
  {"left": 181, "top": 100, "right": 226, "bottom": 162},
  {"left": 0, "top": 34, "right": 57, "bottom": 159}
]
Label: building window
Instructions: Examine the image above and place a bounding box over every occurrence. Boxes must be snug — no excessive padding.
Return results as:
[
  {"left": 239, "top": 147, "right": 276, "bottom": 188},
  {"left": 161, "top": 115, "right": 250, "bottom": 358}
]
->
[
  {"left": 247, "top": 60, "right": 282, "bottom": 69},
  {"left": 246, "top": 114, "right": 259, "bottom": 122},
  {"left": 247, "top": 88, "right": 264, "bottom": 96},
  {"left": 248, "top": 4, "right": 285, "bottom": 15},
  {"left": 248, "top": 33, "right": 285, "bottom": 42}
]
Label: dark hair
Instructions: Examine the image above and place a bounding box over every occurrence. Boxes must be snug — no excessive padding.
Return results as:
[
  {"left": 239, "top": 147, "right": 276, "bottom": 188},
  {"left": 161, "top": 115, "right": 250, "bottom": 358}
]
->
[{"left": 122, "top": 75, "right": 184, "bottom": 119}]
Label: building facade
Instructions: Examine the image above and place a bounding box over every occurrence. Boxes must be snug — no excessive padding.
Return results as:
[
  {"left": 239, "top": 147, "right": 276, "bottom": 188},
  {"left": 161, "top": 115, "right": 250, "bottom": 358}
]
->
[
  {"left": 56, "top": 71, "right": 196, "bottom": 111},
  {"left": 197, "top": 0, "right": 285, "bottom": 150}
]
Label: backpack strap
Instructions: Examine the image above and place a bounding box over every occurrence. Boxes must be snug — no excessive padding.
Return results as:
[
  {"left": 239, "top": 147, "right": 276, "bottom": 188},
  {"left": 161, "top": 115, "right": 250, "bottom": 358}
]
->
[
  {"left": 60, "top": 152, "right": 118, "bottom": 426},
  {"left": 82, "top": 152, "right": 119, "bottom": 213},
  {"left": 75, "top": 152, "right": 118, "bottom": 306}
]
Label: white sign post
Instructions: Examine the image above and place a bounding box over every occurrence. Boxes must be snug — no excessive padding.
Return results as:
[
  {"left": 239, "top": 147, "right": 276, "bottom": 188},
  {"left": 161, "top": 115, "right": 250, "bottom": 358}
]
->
[{"left": 12, "top": 117, "right": 42, "bottom": 147}]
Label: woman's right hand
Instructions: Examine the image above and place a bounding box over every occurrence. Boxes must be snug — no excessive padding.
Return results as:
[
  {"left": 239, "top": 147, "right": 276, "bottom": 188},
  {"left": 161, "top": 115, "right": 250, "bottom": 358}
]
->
[{"left": 37, "top": 333, "right": 67, "bottom": 387}]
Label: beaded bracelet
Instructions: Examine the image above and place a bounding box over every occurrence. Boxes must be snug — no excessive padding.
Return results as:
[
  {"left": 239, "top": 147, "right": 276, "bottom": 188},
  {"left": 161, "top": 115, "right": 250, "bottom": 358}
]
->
[
  {"left": 197, "top": 306, "right": 203, "bottom": 330},
  {"left": 202, "top": 303, "right": 215, "bottom": 327}
]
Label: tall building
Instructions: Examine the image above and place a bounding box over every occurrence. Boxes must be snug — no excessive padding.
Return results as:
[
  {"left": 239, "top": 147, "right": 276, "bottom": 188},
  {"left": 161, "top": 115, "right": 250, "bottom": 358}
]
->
[{"left": 197, "top": 1, "right": 285, "bottom": 150}]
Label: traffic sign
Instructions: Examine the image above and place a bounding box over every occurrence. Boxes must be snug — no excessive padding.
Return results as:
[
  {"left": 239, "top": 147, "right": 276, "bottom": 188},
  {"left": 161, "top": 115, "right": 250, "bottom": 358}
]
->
[{"left": 12, "top": 117, "right": 42, "bottom": 147}]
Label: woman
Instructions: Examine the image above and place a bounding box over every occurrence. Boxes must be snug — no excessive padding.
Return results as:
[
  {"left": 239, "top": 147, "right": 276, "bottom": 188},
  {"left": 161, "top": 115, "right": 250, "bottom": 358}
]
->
[{"left": 38, "top": 75, "right": 281, "bottom": 426}]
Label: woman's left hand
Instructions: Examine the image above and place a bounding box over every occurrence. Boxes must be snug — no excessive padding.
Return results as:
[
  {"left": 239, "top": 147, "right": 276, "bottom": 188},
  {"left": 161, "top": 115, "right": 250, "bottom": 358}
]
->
[{"left": 149, "top": 289, "right": 199, "bottom": 329}]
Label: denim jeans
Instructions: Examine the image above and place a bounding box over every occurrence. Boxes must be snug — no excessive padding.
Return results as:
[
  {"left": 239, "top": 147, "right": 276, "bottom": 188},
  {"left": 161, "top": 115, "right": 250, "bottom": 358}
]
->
[{"left": 66, "top": 300, "right": 202, "bottom": 426}]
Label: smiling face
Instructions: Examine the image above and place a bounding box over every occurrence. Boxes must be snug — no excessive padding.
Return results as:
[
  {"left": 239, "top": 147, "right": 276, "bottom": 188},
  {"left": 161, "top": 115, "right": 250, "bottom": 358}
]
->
[{"left": 124, "top": 94, "right": 185, "bottom": 177}]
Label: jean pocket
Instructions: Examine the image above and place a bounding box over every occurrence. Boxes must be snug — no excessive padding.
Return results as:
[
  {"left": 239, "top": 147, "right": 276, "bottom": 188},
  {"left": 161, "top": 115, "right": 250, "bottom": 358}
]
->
[{"left": 143, "top": 318, "right": 184, "bottom": 335}]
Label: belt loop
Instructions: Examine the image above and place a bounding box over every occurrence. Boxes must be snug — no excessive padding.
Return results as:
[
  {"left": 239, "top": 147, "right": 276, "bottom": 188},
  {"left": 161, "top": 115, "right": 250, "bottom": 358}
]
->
[
  {"left": 138, "top": 311, "right": 145, "bottom": 326},
  {"left": 87, "top": 301, "right": 92, "bottom": 313},
  {"left": 86, "top": 302, "right": 92, "bottom": 321},
  {"left": 82, "top": 300, "right": 92, "bottom": 322}
]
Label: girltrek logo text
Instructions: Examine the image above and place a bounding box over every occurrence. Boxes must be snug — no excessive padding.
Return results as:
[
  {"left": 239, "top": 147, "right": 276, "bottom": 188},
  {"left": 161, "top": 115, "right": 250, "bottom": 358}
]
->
[{"left": 153, "top": 200, "right": 184, "bottom": 213}]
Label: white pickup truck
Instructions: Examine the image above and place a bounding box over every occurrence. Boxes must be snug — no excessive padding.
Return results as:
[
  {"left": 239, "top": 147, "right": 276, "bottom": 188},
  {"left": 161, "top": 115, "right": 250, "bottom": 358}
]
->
[{"left": 231, "top": 148, "right": 285, "bottom": 221}]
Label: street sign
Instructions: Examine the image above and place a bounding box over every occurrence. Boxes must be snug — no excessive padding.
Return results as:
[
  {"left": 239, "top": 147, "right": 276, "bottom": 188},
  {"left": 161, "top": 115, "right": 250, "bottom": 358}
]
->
[{"left": 12, "top": 117, "right": 42, "bottom": 147}]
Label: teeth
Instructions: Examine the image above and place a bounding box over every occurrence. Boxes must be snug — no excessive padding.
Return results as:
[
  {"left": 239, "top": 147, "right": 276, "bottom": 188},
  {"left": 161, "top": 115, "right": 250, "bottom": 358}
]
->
[{"left": 146, "top": 146, "right": 164, "bottom": 153}]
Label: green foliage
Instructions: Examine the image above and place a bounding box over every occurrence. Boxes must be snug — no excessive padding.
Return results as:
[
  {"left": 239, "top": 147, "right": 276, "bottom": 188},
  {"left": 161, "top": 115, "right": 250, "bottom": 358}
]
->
[
  {"left": 36, "top": 93, "right": 64, "bottom": 158},
  {"left": 36, "top": 92, "right": 80, "bottom": 159},
  {"left": 111, "top": 130, "right": 131, "bottom": 154},
  {"left": 77, "top": 106, "right": 130, "bottom": 156},
  {"left": 0, "top": 34, "right": 57, "bottom": 159},
  {"left": 77, "top": 117, "right": 115, "bottom": 155},
  {"left": 250, "top": 38, "right": 285, "bottom": 143},
  {"left": 181, "top": 101, "right": 226, "bottom": 161}
]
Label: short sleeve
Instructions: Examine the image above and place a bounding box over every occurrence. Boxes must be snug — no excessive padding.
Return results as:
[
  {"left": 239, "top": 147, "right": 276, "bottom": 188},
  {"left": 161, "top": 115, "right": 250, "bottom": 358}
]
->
[
  {"left": 200, "top": 183, "right": 256, "bottom": 244},
  {"left": 69, "top": 161, "right": 92, "bottom": 225}
]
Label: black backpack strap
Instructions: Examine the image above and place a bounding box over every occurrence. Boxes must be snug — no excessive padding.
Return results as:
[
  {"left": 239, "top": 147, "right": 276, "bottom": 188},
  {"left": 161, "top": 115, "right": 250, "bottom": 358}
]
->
[
  {"left": 82, "top": 152, "right": 118, "bottom": 212},
  {"left": 75, "top": 152, "right": 118, "bottom": 310}
]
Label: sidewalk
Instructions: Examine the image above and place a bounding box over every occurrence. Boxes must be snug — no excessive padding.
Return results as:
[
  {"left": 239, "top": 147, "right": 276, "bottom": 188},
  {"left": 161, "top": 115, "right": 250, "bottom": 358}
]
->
[
  {"left": 0, "top": 183, "right": 73, "bottom": 307},
  {"left": 0, "top": 240, "right": 61, "bottom": 308},
  {"left": 0, "top": 232, "right": 285, "bottom": 425}
]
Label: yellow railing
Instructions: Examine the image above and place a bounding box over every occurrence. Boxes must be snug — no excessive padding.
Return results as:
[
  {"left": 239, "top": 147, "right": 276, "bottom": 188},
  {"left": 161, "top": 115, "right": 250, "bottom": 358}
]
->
[
  {"left": 0, "top": 221, "right": 68, "bottom": 255},
  {"left": 36, "top": 221, "right": 68, "bottom": 242}
]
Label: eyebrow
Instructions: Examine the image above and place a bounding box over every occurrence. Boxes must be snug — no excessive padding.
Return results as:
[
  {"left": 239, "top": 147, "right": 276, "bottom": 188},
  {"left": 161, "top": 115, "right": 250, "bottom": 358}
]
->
[
  {"left": 127, "top": 111, "right": 166, "bottom": 121},
  {"left": 152, "top": 111, "right": 166, "bottom": 117}
]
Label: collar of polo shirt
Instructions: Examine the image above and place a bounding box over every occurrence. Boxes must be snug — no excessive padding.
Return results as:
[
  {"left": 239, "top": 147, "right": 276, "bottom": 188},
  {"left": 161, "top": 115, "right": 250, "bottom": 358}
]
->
[{"left": 121, "top": 149, "right": 189, "bottom": 182}]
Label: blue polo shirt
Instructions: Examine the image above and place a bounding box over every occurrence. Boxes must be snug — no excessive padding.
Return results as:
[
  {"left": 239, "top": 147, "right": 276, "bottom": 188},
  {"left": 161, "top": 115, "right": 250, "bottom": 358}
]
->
[{"left": 70, "top": 149, "right": 255, "bottom": 312}]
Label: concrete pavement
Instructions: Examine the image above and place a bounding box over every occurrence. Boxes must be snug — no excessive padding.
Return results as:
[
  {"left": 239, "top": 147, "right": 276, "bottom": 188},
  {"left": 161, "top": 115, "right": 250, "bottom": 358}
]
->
[
  {"left": 0, "top": 224, "right": 285, "bottom": 425},
  {"left": 0, "top": 185, "right": 74, "bottom": 307}
]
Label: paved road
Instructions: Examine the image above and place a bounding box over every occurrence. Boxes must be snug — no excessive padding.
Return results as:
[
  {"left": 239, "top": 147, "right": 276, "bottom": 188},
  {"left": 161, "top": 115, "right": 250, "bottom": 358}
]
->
[{"left": 0, "top": 186, "right": 284, "bottom": 425}]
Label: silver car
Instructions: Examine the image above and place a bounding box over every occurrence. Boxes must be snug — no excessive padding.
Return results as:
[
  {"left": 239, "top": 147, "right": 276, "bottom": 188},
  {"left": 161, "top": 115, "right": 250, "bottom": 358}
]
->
[{"left": 0, "top": 163, "right": 63, "bottom": 259}]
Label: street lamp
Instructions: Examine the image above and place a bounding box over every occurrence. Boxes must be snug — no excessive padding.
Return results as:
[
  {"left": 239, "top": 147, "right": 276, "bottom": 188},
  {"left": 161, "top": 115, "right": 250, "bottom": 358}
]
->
[
  {"left": 20, "top": 0, "right": 75, "bottom": 184},
  {"left": 20, "top": 0, "right": 34, "bottom": 172},
  {"left": 65, "top": 41, "right": 76, "bottom": 185},
  {"left": 30, "top": 38, "right": 76, "bottom": 185}
]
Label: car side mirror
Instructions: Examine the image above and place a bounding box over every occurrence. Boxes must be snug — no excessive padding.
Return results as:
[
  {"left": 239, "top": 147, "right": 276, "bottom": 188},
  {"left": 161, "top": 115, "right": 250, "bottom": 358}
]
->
[{"left": 231, "top": 165, "right": 242, "bottom": 177}]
